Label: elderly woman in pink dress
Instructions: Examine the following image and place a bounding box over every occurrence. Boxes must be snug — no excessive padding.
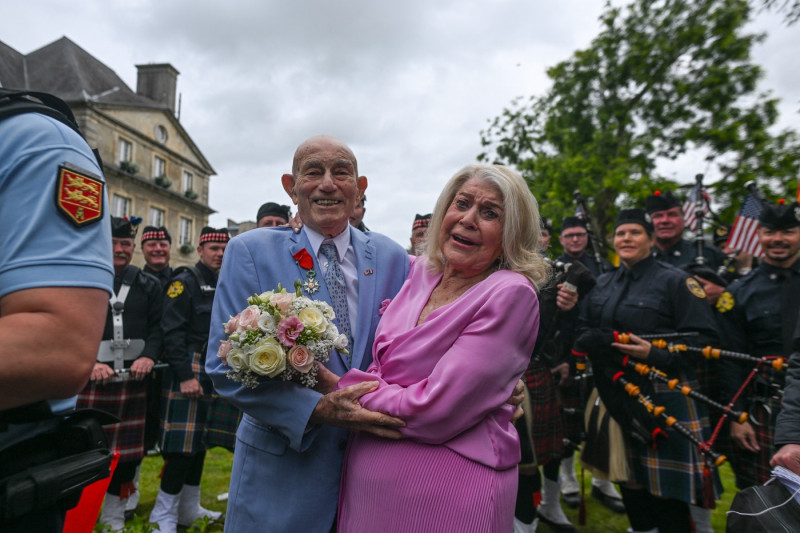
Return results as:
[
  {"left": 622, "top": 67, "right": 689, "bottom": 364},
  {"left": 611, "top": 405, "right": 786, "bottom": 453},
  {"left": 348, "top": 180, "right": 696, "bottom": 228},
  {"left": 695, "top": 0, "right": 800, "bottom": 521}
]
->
[{"left": 321, "top": 164, "right": 550, "bottom": 531}]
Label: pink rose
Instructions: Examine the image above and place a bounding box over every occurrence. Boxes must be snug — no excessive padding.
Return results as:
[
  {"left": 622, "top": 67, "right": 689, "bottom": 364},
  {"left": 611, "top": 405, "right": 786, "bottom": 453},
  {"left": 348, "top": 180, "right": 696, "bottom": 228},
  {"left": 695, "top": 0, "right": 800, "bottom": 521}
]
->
[
  {"left": 217, "top": 339, "right": 232, "bottom": 365},
  {"left": 277, "top": 316, "right": 304, "bottom": 346},
  {"left": 378, "top": 298, "right": 392, "bottom": 316},
  {"left": 288, "top": 345, "right": 315, "bottom": 373},
  {"left": 271, "top": 293, "right": 294, "bottom": 314},
  {"left": 224, "top": 315, "right": 239, "bottom": 335},
  {"left": 238, "top": 305, "right": 261, "bottom": 331}
]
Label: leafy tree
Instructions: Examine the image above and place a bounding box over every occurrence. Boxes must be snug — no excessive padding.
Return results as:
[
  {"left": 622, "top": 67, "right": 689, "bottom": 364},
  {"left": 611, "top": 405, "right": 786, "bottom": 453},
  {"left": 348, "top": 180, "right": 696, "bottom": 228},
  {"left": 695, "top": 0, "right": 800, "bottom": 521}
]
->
[{"left": 479, "top": 0, "right": 800, "bottom": 244}]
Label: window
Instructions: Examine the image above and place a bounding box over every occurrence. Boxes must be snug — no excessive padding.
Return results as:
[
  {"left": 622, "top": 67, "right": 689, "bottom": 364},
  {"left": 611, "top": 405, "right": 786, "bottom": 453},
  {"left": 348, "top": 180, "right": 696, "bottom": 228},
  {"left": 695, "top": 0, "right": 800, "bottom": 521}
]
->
[
  {"left": 182, "top": 171, "right": 194, "bottom": 192},
  {"left": 153, "top": 156, "right": 166, "bottom": 178},
  {"left": 117, "top": 138, "right": 132, "bottom": 165},
  {"left": 155, "top": 125, "right": 168, "bottom": 144},
  {"left": 149, "top": 206, "right": 165, "bottom": 227},
  {"left": 179, "top": 217, "right": 193, "bottom": 245},
  {"left": 112, "top": 194, "right": 131, "bottom": 217}
]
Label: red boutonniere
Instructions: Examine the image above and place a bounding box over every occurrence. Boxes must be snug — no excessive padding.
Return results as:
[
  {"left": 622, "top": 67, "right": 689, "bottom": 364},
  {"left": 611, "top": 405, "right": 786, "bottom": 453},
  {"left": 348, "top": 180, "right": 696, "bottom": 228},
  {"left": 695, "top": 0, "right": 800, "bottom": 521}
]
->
[{"left": 293, "top": 248, "right": 314, "bottom": 270}]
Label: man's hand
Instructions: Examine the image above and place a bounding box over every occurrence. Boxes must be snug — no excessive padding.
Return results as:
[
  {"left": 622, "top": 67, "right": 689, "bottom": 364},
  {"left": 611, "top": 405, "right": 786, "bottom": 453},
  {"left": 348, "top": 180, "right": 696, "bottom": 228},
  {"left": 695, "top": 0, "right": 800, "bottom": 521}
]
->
[
  {"left": 309, "top": 381, "right": 405, "bottom": 439},
  {"left": 696, "top": 276, "right": 724, "bottom": 305},
  {"left": 313, "top": 363, "right": 340, "bottom": 395},
  {"left": 551, "top": 362, "right": 573, "bottom": 387},
  {"left": 130, "top": 357, "right": 155, "bottom": 381},
  {"left": 507, "top": 379, "right": 525, "bottom": 422},
  {"left": 555, "top": 283, "right": 578, "bottom": 312},
  {"left": 90, "top": 362, "right": 116, "bottom": 384},
  {"left": 730, "top": 420, "right": 760, "bottom": 452},
  {"left": 771, "top": 444, "right": 800, "bottom": 475},
  {"left": 611, "top": 332, "right": 651, "bottom": 360},
  {"left": 180, "top": 378, "right": 204, "bottom": 399}
]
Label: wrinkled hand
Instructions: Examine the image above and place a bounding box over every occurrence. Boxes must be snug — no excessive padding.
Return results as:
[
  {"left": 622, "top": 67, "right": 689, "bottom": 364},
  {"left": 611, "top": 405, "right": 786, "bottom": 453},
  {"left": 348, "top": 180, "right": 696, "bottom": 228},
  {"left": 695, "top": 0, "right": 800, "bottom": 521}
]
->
[
  {"left": 551, "top": 362, "right": 573, "bottom": 387},
  {"left": 555, "top": 283, "right": 578, "bottom": 312},
  {"left": 770, "top": 444, "right": 800, "bottom": 475},
  {"left": 130, "top": 357, "right": 154, "bottom": 381},
  {"left": 507, "top": 379, "right": 526, "bottom": 422},
  {"left": 611, "top": 332, "right": 651, "bottom": 360},
  {"left": 309, "top": 381, "right": 405, "bottom": 439},
  {"left": 731, "top": 420, "right": 760, "bottom": 452},
  {"left": 696, "top": 276, "right": 724, "bottom": 305},
  {"left": 90, "top": 362, "right": 116, "bottom": 384},
  {"left": 313, "top": 363, "right": 341, "bottom": 395},
  {"left": 180, "top": 378, "right": 204, "bottom": 399}
]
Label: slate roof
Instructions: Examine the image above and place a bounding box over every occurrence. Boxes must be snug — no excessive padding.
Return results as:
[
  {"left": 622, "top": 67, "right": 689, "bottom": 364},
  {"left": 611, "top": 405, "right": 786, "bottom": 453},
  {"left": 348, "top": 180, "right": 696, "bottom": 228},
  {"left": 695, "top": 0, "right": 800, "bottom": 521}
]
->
[{"left": 0, "top": 36, "right": 164, "bottom": 109}]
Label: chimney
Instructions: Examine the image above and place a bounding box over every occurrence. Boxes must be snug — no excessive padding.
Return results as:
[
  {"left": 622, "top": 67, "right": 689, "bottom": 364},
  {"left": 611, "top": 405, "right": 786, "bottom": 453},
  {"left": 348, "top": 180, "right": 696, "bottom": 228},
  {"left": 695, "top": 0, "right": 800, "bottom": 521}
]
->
[{"left": 136, "top": 63, "right": 180, "bottom": 113}]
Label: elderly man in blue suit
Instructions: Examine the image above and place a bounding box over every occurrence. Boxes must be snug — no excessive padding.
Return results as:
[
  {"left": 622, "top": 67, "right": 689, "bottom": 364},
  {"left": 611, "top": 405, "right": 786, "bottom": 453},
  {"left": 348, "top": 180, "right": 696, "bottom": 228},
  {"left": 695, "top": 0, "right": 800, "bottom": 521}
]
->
[{"left": 206, "top": 135, "right": 409, "bottom": 532}]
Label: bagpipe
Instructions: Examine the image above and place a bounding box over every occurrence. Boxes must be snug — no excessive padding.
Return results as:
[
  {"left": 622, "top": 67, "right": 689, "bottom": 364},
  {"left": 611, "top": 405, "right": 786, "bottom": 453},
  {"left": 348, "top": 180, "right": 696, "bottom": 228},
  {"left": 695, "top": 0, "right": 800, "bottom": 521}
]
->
[
  {"left": 573, "top": 190, "right": 612, "bottom": 275},
  {"left": 684, "top": 173, "right": 730, "bottom": 287}
]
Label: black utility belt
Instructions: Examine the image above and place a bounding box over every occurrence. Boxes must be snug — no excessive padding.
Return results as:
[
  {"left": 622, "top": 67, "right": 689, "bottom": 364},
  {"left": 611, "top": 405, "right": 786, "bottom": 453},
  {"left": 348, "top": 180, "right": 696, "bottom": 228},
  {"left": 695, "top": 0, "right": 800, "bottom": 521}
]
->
[{"left": 0, "top": 409, "right": 116, "bottom": 523}]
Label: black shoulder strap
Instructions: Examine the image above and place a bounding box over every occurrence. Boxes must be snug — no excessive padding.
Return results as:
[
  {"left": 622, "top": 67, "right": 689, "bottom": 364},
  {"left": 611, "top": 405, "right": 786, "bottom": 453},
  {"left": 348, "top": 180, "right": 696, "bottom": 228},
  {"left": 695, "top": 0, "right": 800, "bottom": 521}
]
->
[
  {"left": 173, "top": 265, "right": 203, "bottom": 287},
  {"left": 0, "top": 88, "right": 103, "bottom": 168},
  {"left": 0, "top": 89, "right": 81, "bottom": 136}
]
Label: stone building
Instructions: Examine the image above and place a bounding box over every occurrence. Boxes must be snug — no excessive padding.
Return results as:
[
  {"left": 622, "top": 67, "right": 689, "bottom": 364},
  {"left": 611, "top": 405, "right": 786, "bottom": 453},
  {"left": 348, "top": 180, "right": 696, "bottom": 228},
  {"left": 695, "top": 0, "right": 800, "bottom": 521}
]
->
[{"left": 0, "top": 36, "right": 215, "bottom": 268}]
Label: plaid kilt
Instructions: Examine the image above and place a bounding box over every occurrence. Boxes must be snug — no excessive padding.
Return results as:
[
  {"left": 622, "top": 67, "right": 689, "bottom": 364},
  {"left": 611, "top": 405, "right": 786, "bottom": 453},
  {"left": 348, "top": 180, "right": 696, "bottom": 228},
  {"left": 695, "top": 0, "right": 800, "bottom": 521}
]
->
[
  {"left": 525, "top": 362, "right": 565, "bottom": 465},
  {"left": 728, "top": 395, "right": 781, "bottom": 489},
  {"left": 628, "top": 368, "right": 723, "bottom": 507},
  {"left": 77, "top": 377, "right": 147, "bottom": 462},
  {"left": 203, "top": 394, "right": 241, "bottom": 452},
  {"left": 160, "top": 351, "right": 213, "bottom": 454}
]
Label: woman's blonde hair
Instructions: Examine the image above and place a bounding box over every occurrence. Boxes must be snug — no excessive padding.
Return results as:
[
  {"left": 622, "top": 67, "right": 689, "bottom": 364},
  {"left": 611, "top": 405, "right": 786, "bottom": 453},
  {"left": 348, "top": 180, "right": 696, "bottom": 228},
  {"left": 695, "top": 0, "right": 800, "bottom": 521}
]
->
[{"left": 424, "top": 164, "right": 550, "bottom": 288}]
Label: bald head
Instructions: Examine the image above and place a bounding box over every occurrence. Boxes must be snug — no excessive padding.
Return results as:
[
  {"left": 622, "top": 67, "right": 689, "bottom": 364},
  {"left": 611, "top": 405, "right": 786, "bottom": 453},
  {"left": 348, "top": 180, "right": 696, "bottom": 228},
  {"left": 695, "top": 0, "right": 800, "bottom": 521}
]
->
[
  {"left": 292, "top": 135, "right": 359, "bottom": 177},
  {"left": 282, "top": 136, "right": 368, "bottom": 238}
]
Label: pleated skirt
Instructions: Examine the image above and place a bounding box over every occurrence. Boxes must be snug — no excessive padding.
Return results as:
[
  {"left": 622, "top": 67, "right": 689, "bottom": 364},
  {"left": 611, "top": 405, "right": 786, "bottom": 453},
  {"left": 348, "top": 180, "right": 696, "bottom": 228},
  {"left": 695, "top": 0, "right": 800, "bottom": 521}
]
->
[{"left": 338, "top": 433, "right": 517, "bottom": 532}]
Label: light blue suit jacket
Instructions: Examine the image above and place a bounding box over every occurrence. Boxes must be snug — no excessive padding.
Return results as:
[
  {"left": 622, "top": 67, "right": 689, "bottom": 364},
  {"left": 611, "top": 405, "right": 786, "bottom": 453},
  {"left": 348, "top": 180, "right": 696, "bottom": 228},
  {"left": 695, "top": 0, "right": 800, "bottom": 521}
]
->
[{"left": 206, "top": 226, "right": 409, "bottom": 532}]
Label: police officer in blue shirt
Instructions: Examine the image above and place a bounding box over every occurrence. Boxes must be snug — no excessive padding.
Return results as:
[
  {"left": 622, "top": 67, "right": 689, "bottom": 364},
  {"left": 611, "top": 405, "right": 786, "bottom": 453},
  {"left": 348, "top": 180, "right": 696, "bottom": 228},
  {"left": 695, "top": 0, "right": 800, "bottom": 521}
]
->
[{"left": 0, "top": 89, "right": 113, "bottom": 532}]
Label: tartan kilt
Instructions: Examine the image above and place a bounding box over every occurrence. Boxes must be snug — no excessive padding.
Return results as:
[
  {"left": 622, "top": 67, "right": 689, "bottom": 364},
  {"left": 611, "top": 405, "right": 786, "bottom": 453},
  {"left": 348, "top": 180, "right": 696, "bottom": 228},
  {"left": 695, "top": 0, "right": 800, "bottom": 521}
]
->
[
  {"left": 203, "top": 394, "right": 241, "bottom": 452},
  {"left": 77, "top": 377, "right": 147, "bottom": 462},
  {"left": 627, "top": 368, "right": 723, "bottom": 506},
  {"left": 728, "top": 396, "right": 781, "bottom": 489},
  {"left": 160, "top": 351, "right": 213, "bottom": 454},
  {"left": 525, "top": 362, "right": 565, "bottom": 465}
]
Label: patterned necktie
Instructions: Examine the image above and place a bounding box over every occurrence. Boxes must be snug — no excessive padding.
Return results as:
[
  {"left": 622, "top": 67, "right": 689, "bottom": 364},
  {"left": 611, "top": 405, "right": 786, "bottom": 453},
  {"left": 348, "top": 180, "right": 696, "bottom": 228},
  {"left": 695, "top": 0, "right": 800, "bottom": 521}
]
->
[{"left": 320, "top": 242, "right": 353, "bottom": 364}]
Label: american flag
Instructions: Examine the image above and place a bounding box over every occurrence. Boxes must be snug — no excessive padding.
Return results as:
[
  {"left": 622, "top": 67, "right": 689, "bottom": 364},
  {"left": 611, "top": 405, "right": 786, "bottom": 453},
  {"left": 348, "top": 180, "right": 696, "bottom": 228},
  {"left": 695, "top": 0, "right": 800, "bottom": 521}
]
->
[
  {"left": 726, "top": 193, "right": 764, "bottom": 257},
  {"left": 682, "top": 184, "right": 710, "bottom": 232}
]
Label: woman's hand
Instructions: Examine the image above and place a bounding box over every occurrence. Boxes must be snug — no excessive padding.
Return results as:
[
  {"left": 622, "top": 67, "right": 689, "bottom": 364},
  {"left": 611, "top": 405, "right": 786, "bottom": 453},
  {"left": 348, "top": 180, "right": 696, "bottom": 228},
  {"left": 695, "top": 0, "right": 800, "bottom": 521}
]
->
[
  {"left": 314, "top": 362, "right": 341, "bottom": 395},
  {"left": 611, "top": 332, "right": 651, "bottom": 360}
]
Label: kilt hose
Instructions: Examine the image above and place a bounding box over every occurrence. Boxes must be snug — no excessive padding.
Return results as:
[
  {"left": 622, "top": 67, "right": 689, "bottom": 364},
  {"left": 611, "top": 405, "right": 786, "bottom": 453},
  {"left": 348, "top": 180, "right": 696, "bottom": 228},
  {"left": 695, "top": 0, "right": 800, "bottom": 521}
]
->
[
  {"left": 525, "top": 362, "right": 565, "bottom": 466},
  {"left": 77, "top": 377, "right": 147, "bottom": 463},
  {"left": 160, "top": 351, "right": 213, "bottom": 454}
]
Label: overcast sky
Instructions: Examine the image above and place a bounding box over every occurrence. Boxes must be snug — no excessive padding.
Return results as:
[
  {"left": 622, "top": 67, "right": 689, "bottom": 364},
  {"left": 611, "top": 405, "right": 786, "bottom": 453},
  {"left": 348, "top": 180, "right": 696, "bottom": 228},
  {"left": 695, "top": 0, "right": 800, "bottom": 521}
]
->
[{"left": 2, "top": 1, "right": 798, "bottom": 246}]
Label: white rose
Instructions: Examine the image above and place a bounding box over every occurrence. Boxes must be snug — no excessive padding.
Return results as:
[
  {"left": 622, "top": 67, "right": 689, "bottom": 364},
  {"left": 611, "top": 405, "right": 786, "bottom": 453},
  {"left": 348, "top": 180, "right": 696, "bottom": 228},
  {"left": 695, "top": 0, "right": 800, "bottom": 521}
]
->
[
  {"left": 227, "top": 348, "right": 247, "bottom": 372},
  {"left": 248, "top": 337, "right": 286, "bottom": 377},
  {"left": 257, "top": 290, "right": 275, "bottom": 303},
  {"left": 316, "top": 301, "right": 335, "bottom": 320},
  {"left": 298, "top": 305, "right": 327, "bottom": 334},
  {"left": 258, "top": 312, "right": 277, "bottom": 334},
  {"left": 334, "top": 333, "right": 349, "bottom": 351}
]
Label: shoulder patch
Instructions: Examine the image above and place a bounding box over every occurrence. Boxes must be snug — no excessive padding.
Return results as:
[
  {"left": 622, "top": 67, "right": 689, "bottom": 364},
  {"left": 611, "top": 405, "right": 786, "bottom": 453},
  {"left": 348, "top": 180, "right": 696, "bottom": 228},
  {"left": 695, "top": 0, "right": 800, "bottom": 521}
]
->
[
  {"left": 716, "top": 291, "right": 735, "bottom": 313},
  {"left": 167, "top": 281, "right": 184, "bottom": 298},
  {"left": 55, "top": 165, "right": 104, "bottom": 226},
  {"left": 686, "top": 277, "right": 707, "bottom": 299}
]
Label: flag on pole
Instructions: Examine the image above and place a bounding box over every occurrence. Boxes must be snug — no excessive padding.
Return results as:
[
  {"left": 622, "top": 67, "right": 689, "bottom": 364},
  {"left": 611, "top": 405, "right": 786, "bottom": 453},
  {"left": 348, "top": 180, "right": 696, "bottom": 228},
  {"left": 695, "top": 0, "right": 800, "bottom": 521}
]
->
[
  {"left": 726, "top": 193, "right": 764, "bottom": 257},
  {"left": 682, "top": 184, "right": 710, "bottom": 232}
]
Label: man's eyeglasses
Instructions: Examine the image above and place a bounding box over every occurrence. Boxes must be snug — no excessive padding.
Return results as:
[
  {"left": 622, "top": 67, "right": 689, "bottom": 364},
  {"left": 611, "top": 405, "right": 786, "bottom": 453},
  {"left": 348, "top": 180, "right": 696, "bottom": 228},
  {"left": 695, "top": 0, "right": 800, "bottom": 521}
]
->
[{"left": 562, "top": 233, "right": 588, "bottom": 240}]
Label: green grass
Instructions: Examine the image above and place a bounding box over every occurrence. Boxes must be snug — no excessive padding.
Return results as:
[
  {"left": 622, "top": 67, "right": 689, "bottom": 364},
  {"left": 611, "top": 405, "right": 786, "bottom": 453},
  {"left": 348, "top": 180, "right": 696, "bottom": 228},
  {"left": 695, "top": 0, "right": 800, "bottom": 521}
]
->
[{"left": 115, "top": 448, "right": 737, "bottom": 532}]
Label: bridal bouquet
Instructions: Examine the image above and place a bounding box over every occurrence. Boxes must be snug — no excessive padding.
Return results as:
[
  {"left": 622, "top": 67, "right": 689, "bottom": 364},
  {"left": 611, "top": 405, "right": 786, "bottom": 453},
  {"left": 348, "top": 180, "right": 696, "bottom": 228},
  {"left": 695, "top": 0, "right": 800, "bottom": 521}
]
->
[{"left": 217, "top": 281, "right": 349, "bottom": 388}]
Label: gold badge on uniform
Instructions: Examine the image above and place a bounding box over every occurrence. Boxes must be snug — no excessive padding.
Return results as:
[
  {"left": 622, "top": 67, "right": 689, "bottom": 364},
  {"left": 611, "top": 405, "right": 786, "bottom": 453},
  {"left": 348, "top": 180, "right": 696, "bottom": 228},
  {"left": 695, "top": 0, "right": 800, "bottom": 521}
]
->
[
  {"left": 55, "top": 165, "right": 104, "bottom": 226},
  {"left": 167, "top": 281, "right": 184, "bottom": 298},
  {"left": 686, "top": 277, "right": 707, "bottom": 299},
  {"left": 716, "top": 291, "right": 735, "bottom": 313}
]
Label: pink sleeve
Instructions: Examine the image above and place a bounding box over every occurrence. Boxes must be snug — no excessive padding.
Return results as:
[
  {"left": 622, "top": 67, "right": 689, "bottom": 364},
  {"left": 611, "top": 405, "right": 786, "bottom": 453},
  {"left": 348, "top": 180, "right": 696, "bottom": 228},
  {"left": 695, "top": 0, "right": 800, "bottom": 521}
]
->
[{"left": 339, "top": 277, "right": 539, "bottom": 444}]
